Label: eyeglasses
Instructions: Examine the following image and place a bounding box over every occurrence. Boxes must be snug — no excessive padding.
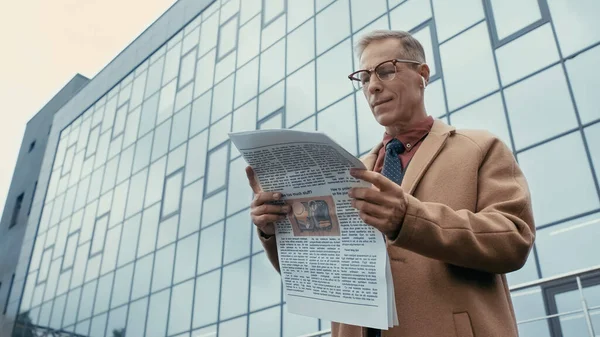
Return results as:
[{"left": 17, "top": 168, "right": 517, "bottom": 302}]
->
[{"left": 348, "top": 59, "right": 422, "bottom": 90}]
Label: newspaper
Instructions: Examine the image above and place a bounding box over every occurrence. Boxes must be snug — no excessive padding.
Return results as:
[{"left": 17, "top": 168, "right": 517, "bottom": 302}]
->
[{"left": 229, "top": 129, "right": 398, "bottom": 330}]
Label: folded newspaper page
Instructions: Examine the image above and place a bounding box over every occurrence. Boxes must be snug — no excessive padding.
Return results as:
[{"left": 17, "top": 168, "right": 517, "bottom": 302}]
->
[{"left": 229, "top": 129, "right": 399, "bottom": 330}]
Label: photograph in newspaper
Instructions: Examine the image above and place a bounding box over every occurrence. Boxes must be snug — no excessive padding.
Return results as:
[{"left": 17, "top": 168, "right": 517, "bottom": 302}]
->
[{"left": 287, "top": 196, "right": 340, "bottom": 237}]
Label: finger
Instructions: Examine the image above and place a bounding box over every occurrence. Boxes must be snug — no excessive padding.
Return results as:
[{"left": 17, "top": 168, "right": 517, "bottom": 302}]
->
[
  {"left": 350, "top": 169, "right": 394, "bottom": 191},
  {"left": 251, "top": 204, "right": 290, "bottom": 216},
  {"left": 352, "top": 199, "right": 391, "bottom": 218},
  {"left": 348, "top": 187, "right": 388, "bottom": 205},
  {"left": 251, "top": 191, "right": 282, "bottom": 207},
  {"left": 254, "top": 214, "right": 286, "bottom": 225},
  {"left": 246, "top": 166, "right": 262, "bottom": 194},
  {"left": 358, "top": 211, "right": 387, "bottom": 230}
]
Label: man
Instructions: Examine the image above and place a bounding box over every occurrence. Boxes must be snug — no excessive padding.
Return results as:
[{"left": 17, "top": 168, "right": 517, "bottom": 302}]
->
[{"left": 246, "top": 30, "right": 535, "bottom": 337}]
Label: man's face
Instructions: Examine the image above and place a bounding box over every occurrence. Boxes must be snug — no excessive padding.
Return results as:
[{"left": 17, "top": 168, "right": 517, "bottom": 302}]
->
[{"left": 359, "top": 39, "right": 427, "bottom": 127}]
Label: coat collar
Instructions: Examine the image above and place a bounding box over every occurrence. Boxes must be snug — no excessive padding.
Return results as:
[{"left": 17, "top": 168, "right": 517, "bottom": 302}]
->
[{"left": 360, "top": 118, "right": 456, "bottom": 195}]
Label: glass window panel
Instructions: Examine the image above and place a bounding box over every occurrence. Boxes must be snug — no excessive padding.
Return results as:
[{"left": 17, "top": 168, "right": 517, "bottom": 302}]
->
[
  {"left": 21, "top": 270, "right": 37, "bottom": 311},
  {"left": 206, "top": 144, "right": 229, "bottom": 194},
  {"left": 490, "top": 0, "right": 541, "bottom": 41},
  {"left": 90, "top": 215, "right": 108, "bottom": 256},
  {"left": 78, "top": 280, "right": 97, "bottom": 321},
  {"left": 288, "top": 0, "right": 313, "bottom": 31},
  {"left": 116, "top": 145, "right": 134, "bottom": 184},
  {"left": 258, "top": 81, "right": 284, "bottom": 119},
  {"left": 94, "top": 272, "right": 114, "bottom": 315},
  {"left": 94, "top": 131, "right": 111, "bottom": 170},
  {"left": 496, "top": 24, "right": 559, "bottom": 85},
  {"left": 179, "top": 49, "right": 197, "bottom": 88},
  {"left": 78, "top": 118, "right": 92, "bottom": 152},
  {"left": 71, "top": 242, "right": 90, "bottom": 288},
  {"left": 219, "top": 258, "right": 249, "bottom": 320},
  {"left": 63, "top": 232, "right": 79, "bottom": 270},
  {"left": 101, "top": 157, "right": 118, "bottom": 194},
  {"left": 287, "top": 19, "right": 314, "bottom": 75},
  {"left": 43, "top": 259, "right": 61, "bottom": 301},
  {"left": 316, "top": 0, "right": 350, "bottom": 55},
  {"left": 132, "top": 132, "right": 153, "bottom": 173},
  {"left": 137, "top": 204, "right": 160, "bottom": 258},
  {"left": 450, "top": 93, "right": 512, "bottom": 148},
  {"left": 212, "top": 75, "right": 235, "bottom": 121},
  {"left": 511, "top": 288, "right": 551, "bottom": 337},
  {"left": 235, "top": 58, "right": 260, "bottom": 108},
  {"left": 158, "top": 80, "right": 177, "bottom": 125},
  {"left": 250, "top": 252, "right": 282, "bottom": 310},
  {"left": 518, "top": 132, "right": 599, "bottom": 226},
  {"left": 145, "top": 157, "right": 167, "bottom": 208},
  {"left": 179, "top": 179, "right": 203, "bottom": 239},
  {"left": 283, "top": 303, "right": 319, "bottom": 337},
  {"left": 174, "top": 82, "right": 194, "bottom": 113},
  {"left": 185, "top": 131, "right": 208, "bottom": 184},
  {"left": 110, "top": 263, "right": 134, "bottom": 309},
  {"left": 259, "top": 112, "right": 282, "bottom": 129},
  {"left": 194, "top": 50, "right": 216, "bottom": 98},
  {"left": 106, "top": 305, "right": 127, "bottom": 337},
  {"left": 162, "top": 170, "right": 183, "bottom": 218},
  {"left": 390, "top": 0, "right": 431, "bottom": 32},
  {"left": 110, "top": 180, "right": 129, "bottom": 228},
  {"left": 224, "top": 212, "right": 252, "bottom": 264},
  {"left": 108, "top": 135, "right": 124, "bottom": 161},
  {"left": 146, "top": 289, "right": 172, "bottom": 337},
  {"left": 85, "top": 254, "right": 101, "bottom": 283},
  {"left": 167, "top": 144, "right": 187, "bottom": 175},
  {"left": 126, "top": 297, "right": 148, "bottom": 337},
  {"left": 31, "top": 283, "right": 45, "bottom": 308},
  {"left": 38, "top": 301, "right": 53, "bottom": 328},
  {"left": 183, "top": 21, "right": 200, "bottom": 48},
  {"left": 506, "top": 249, "right": 539, "bottom": 286},
  {"left": 61, "top": 146, "right": 76, "bottom": 176},
  {"left": 566, "top": 44, "right": 600, "bottom": 124},
  {"left": 86, "top": 126, "right": 101, "bottom": 158},
  {"left": 163, "top": 42, "right": 182, "bottom": 85},
  {"left": 75, "top": 319, "right": 90, "bottom": 335},
  {"left": 249, "top": 305, "right": 280, "bottom": 337},
  {"left": 350, "top": 0, "right": 386, "bottom": 32},
  {"left": 237, "top": 16, "right": 261, "bottom": 68},
  {"left": 232, "top": 99, "right": 257, "bottom": 133},
  {"left": 70, "top": 209, "right": 84, "bottom": 234},
  {"left": 547, "top": 0, "right": 600, "bottom": 56},
  {"left": 151, "top": 243, "right": 175, "bottom": 292},
  {"left": 197, "top": 222, "right": 224, "bottom": 274},
  {"left": 217, "top": 53, "right": 239, "bottom": 88},
  {"left": 505, "top": 65, "right": 577, "bottom": 150},
  {"left": 260, "top": 39, "right": 285, "bottom": 92},
  {"left": 201, "top": 190, "right": 226, "bottom": 226},
  {"left": 199, "top": 14, "right": 219, "bottom": 56},
  {"left": 218, "top": 16, "right": 239, "bottom": 59},
  {"left": 318, "top": 95, "right": 358, "bottom": 154},
  {"left": 536, "top": 212, "right": 600, "bottom": 277},
  {"left": 356, "top": 91, "right": 384, "bottom": 154},
  {"left": 100, "top": 224, "right": 121, "bottom": 275},
  {"left": 168, "top": 279, "right": 194, "bottom": 335},
  {"left": 63, "top": 288, "right": 81, "bottom": 327},
  {"left": 86, "top": 167, "right": 103, "bottom": 204},
  {"left": 586, "top": 124, "right": 600, "bottom": 184},
  {"left": 240, "top": 0, "right": 261, "bottom": 23},
  {"left": 102, "top": 97, "right": 118, "bottom": 133},
  {"left": 219, "top": 316, "right": 247, "bottom": 337},
  {"left": 261, "top": 14, "right": 285, "bottom": 51},
  {"left": 193, "top": 269, "right": 221, "bottom": 328},
  {"left": 157, "top": 214, "right": 179, "bottom": 250},
  {"left": 130, "top": 70, "right": 148, "bottom": 109},
  {"left": 440, "top": 22, "right": 499, "bottom": 111},
  {"left": 49, "top": 294, "right": 67, "bottom": 330},
  {"left": 140, "top": 93, "right": 159, "bottom": 136},
  {"left": 554, "top": 287, "right": 599, "bottom": 336},
  {"left": 423, "top": 78, "right": 447, "bottom": 118},
  {"left": 174, "top": 233, "right": 199, "bottom": 284},
  {"left": 151, "top": 119, "right": 172, "bottom": 162},
  {"left": 286, "top": 62, "right": 315, "bottom": 127},
  {"left": 118, "top": 83, "right": 133, "bottom": 107},
  {"left": 264, "top": 0, "right": 284, "bottom": 23},
  {"left": 117, "top": 214, "right": 141, "bottom": 267},
  {"left": 131, "top": 254, "right": 153, "bottom": 300},
  {"left": 412, "top": 26, "right": 436, "bottom": 77},
  {"left": 432, "top": 0, "right": 484, "bottom": 42},
  {"left": 89, "top": 313, "right": 108, "bottom": 337},
  {"left": 226, "top": 157, "right": 253, "bottom": 215},
  {"left": 170, "top": 106, "right": 191, "bottom": 150},
  {"left": 123, "top": 106, "right": 141, "bottom": 149},
  {"left": 316, "top": 39, "right": 354, "bottom": 110},
  {"left": 55, "top": 214, "right": 72, "bottom": 257},
  {"left": 291, "top": 116, "right": 316, "bottom": 131},
  {"left": 113, "top": 104, "right": 128, "bottom": 138},
  {"left": 37, "top": 248, "right": 53, "bottom": 283},
  {"left": 190, "top": 90, "right": 211, "bottom": 137}
]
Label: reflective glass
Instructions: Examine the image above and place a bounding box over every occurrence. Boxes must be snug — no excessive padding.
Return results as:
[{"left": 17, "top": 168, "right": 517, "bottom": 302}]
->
[
  {"left": 106, "top": 305, "right": 127, "bottom": 337},
  {"left": 157, "top": 214, "right": 179, "bottom": 249},
  {"left": 264, "top": 0, "right": 284, "bottom": 24},
  {"left": 356, "top": 90, "right": 384, "bottom": 154},
  {"left": 350, "top": 0, "right": 386, "bottom": 32},
  {"left": 261, "top": 14, "right": 285, "bottom": 52},
  {"left": 168, "top": 279, "right": 194, "bottom": 335},
  {"left": 109, "top": 180, "right": 128, "bottom": 228},
  {"left": 162, "top": 170, "right": 183, "bottom": 218},
  {"left": 318, "top": 95, "right": 358, "bottom": 154},
  {"left": 192, "top": 269, "right": 221, "bottom": 328},
  {"left": 212, "top": 74, "right": 235, "bottom": 121},
  {"left": 316, "top": 38, "right": 354, "bottom": 110},
  {"left": 71, "top": 242, "right": 90, "bottom": 288},
  {"left": 126, "top": 297, "right": 148, "bottom": 337},
  {"left": 218, "top": 16, "right": 239, "bottom": 59},
  {"left": 94, "top": 131, "right": 111, "bottom": 170},
  {"left": 103, "top": 97, "right": 118, "bottom": 133},
  {"left": 173, "top": 233, "right": 199, "bottom": 284},
  {"left": 555, "top": 287, "right": 600, "bottom": 337},
  {"left": 201, "top": 190, "right": 226, "bottom": 226},
  {"left": 112, "top": 104, "right": 128, "bottom": 138},
  {"left": 101, "top": 157, "right": 118, "bottom": 194},
  {"left": 145, "top": 157, "right": 167, "bottom": 208},
  {"left": 208, "top": 114, "right": 232, "bottom": 149},
  {"left": 220, "top": 0, "right": 240, "bottom": 22},
  {"left": 179, "top": 49, "right": 197, "bottom": 88},
  {"left": 249, "top": 305, "right": 281, "bottom": 337},
  {"left": 389, "top": 0, "right": 432, "bottom": 32},
  {"left": 194, "top": 50, "right": 216, "bottom": 97},
  {"left": 238, "top": 15, "right": 260, "bottom": 68},
  {"left": 78, "top": 280, "right": 97, "bottom": 321},
  {"left": 250, "top": 252, "right": 282, "bottom": 310},
  {"left": 163, "top": 42, "right": 182, "bottom": 85},
  {"left": 288, "top": 20, "right": 315, "bottom": 76},
  {"left": 258, "top": 81, "right": 284, "bottom": 119},
  {"left": 84, "top": 254, "right": 101, "bottom": 283},
  {"left": 174, "top": 82, "right": 194, "bottom": 113},
  {"left": 199, "top": 13, "right": 219, "bottom": 56},
  {"left": 547, "top": 0, "right": 600, "bottom": 56},
  {"left": 43, "top": 259, "right": 61, "bottom": 302},
  {"left": 283, "top": 303, "right": 319, "bottom": 337},
  {"left": 197, "top": 222, "right": 224, "bottom": 274},
  {"left": 85, "top": 126, "right": 100, "bottom": 157},
  {"left": 93, "top": 272, "right": 113, "bottom": 315},
  {"left": 451, "top": 93, "right": 512, "bottom": 148},
  {"left": 137, "top": 204, "right": 160, "bottom": 258},
  {"left": 170, "top": 107, "right": 191, "bottom": 150},
  {"left": 75, "top": 319, "right": 90, "bottom": 335},
  {"left": 316, "top": 0, "right": 350, "bottom": 55},
  {"left": 131, "top": 254, "right": 153, "bottom": 300},
  {"left": 157, "top": 80, "right": 177, "bottom": 125},
  {"left": 518, "top": 132, "right": 599, "bottom": 226},
  {"left": 286, "top": 62, "right": 316, "bottom": 127},
  {"left": 185, "top": 131, "right": 208, "bottom": 184},
  {"left": 151, "top": 243, "right": 175, "bottom": 292},
  {"left": 126, "top": 168, "right": 148, "bottom": 218},
  {"left": 440, "top": 22, "right": 499, "bottom": 111},
  {"left": 424, "top": 78, "right": 447, "bottom": 118},
  {"left": 496, "top": 24, "right": 559, "bottom": 85},
  {"left": 89, "top": 313, "right": 107, "bottom": 337},
  {"left": 259, "top": 111, "right": 283, "bottom": 129},
  {"left": 130, "top": 71, "right": 147, "bottom": 109},
  {"left": 118, "top": 83, "right": 133, "bottom": 108},
  {"left": 146, "top": 289, "right": 170, "bottom": 337},
  {"left": 86, "top": 168, "right": 103, "bottom": 204},
  {"left": 219, "top": 316, "right": 247, "bottom": 337},
  {"left": 100, "top": 224, "right": 121, "bottom": 275},
  {"left": 90, "top": 215, "right": 108, "bottom": 256},
  {"left": 235, "top": 58, "right": 260, "bottom": 108},
  {"left": 167, "top": 144, "right": 187, "bottom": 176},
  {"left": 240, "top": 0, "right": 261, "bottom": 24},
  {"left": 288, "top": 0, "right": 313, "bottom": 31},
  {"left": 206, "top": 144, "right": 229, "bottom": 195},
  {"left": 585, "top": 124, "right": 600, "bottom": 185},
  {"left": 62, "top": 232, "right": 79, "bottom": 270},
  {"left": 219, "top": 258, "right": 249, "bottom": 319},
  {"left": 183, "top": 27, "right": 200, "bottom": 54},
  {"left": 412, "top": 26, "right": 437, "bottom": 77},
  {"left": 432, "top": 0, "right": 484, "bottom": 42},
  {"left": 566, "top": 44, "right": 600, "bottom": 124},
  {"left": 223, "top": 211, "right": 252, "bottom": 264},
  {"left": 505, "top": 65, "right": 577, "bottom": 150},
  {"left": 49, "top": 294, "right": 67, "bottom": 330},
  {"left": 132, "top": 132, "right": 153, "bottom": 173},
  {"left": 116, "top": 145, "right": 134, "bottom": 184},
  {"left": 260, "top": 39, "right": 286, "bottom": 92},
  {"left": 511, "top": 287, "right": 551, "bottom": 337},
  {"left": 490, "top": 0, "right": 541, "bottom": 40},
  {"left": 226, "top": 157, "right": 253, "bottom": 215},
  {"left": 190, "top": 91, "right": 212, "bottom": 136}
]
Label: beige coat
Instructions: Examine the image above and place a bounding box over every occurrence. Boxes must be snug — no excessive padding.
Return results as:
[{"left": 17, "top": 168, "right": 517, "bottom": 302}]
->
[{"left": 260, "top": 119, "right": 535, "bottom": 337}]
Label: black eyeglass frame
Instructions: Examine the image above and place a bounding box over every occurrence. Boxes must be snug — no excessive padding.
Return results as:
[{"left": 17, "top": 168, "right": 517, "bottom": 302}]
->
[{"left": 347, "top": 58, "right": 422, "bottom": 86}]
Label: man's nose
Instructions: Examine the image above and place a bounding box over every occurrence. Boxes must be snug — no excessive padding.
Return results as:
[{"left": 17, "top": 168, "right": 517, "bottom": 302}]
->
[{"left": 367, "top": 76, "right": 383, "bottom": 94}]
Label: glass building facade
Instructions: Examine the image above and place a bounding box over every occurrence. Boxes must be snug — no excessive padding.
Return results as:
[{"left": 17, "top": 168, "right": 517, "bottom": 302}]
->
[{"left": 5, "top": 0, "right": 600, "bottom": 336}]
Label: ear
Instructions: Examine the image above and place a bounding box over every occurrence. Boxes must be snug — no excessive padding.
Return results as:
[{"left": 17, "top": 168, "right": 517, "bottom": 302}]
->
[{"left": 418, "top": 63, "right": 431, "bottom": 85}]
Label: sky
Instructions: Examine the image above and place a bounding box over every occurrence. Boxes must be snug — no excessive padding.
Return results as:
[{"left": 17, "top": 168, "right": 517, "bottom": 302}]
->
[{"left": 0, "top": 0, "right": 177, "bottom": 220}]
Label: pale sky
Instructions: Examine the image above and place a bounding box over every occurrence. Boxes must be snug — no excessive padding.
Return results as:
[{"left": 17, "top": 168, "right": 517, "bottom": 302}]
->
[{"left": 0, "top": 0, "right": 177, "bottom": 220}]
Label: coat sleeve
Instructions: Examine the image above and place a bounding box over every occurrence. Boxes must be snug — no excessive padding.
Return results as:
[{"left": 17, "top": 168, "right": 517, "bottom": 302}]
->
[
  {"left": 258, "top": 229, "right": 281, "bottom": 273},
  {"left": 389, "top": 137, "right": 536, "bottom": 274}
]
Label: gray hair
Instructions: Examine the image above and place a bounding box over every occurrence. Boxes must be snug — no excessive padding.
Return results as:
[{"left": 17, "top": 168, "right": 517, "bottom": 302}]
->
[{"left": 355, "top": 30, "right": 426, "bottom": 64}]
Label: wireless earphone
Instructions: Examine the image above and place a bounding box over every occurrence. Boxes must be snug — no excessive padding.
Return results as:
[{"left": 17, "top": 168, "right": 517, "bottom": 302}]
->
[{"left": 421, "top": 76, "right": 427, "bottom": 88}]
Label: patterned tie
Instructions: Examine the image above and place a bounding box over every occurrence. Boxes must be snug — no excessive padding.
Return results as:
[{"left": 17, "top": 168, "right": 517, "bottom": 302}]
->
[{"left": 381, "top": 138, "right": 405, "bottom": 185}]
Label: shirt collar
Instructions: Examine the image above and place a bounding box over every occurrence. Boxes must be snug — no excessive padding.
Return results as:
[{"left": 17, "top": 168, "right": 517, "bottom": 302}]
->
[{"left": 382, "top": 116, "right": 434, "bottom": 152}]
